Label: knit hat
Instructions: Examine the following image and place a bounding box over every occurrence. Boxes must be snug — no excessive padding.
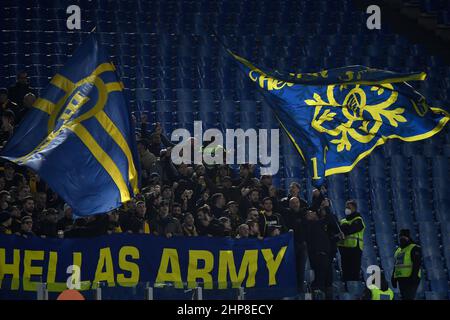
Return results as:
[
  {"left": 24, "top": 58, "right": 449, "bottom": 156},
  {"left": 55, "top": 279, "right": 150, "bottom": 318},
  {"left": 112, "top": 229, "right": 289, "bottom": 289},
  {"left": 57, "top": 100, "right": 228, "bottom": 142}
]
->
[
  {"left": 399, "top": 229, "right": 411, "bottom": 238},
  {"left": 226, "top": 201, "right": 237, "bottom": 207},
  {"left": 21, "top": 215, "right": 32, "bottom": 224}
]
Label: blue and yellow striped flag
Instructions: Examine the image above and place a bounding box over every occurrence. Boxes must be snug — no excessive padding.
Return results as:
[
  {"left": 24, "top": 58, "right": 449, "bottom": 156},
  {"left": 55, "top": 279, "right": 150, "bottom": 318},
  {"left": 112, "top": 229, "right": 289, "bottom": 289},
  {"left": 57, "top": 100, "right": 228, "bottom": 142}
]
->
[
  {"left": 230, "top": 51, "right": 449, "bottom": 186},
  {"left": 1, "top": 34, "right": 140, "bottom": 215}
]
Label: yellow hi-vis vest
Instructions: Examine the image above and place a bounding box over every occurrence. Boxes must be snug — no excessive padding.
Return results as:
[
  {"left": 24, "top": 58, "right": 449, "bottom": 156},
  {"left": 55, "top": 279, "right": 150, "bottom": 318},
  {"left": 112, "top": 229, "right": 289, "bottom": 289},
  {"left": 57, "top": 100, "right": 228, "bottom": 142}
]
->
[
  {"left": 370, "top": 287, "right": 394, "bottom": 300},
  {"left": 338, "top": 216, "right": 365, "bottom": 250},
  {"left": 393, "top": 243, "right": 421, "bottom": 279}
]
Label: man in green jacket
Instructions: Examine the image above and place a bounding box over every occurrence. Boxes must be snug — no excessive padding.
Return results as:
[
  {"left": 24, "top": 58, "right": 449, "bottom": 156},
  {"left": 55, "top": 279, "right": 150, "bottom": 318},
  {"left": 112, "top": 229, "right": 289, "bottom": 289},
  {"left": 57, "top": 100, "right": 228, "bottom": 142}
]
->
[{"left": 391, "top": 229, "right": 422, "bottom": 300}]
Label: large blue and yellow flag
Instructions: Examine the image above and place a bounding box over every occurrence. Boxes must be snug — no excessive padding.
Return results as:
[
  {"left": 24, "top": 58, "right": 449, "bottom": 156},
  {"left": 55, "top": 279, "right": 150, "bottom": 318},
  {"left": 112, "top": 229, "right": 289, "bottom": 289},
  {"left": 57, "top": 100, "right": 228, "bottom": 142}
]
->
[
  {"left": 230, "top": 51, "right": 449, "bottom": 186},
  {"left": 1, "top": 34, "right": 140, "bottom": 215}
]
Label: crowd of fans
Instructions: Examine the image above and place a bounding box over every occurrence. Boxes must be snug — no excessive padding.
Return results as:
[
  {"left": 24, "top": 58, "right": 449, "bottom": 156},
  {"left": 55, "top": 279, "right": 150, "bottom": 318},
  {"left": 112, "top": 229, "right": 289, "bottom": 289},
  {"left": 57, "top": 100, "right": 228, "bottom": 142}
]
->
[{"left": 0, "top": 72, "right": 355, "bottom": 296}]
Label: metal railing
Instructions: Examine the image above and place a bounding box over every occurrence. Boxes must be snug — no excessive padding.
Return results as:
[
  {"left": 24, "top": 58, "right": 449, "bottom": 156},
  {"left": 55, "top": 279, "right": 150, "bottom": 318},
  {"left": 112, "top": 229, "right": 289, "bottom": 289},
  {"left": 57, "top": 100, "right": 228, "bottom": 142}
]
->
[{"left": 34, "top": 281, "right": 252, "bottom": 300}]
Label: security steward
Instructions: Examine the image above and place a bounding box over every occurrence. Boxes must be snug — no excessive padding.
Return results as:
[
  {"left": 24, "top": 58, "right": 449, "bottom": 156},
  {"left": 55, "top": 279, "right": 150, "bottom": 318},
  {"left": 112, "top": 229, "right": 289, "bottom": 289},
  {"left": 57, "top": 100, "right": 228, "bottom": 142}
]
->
[
  {"left": 391, "top": 229, "right": 422, "bottom": 300},
  {"left": 361, "top": 271, "right": 394, "bottom": 300},
  {"left": 338, "top": 200, "right": 365, "bottom": 283}
]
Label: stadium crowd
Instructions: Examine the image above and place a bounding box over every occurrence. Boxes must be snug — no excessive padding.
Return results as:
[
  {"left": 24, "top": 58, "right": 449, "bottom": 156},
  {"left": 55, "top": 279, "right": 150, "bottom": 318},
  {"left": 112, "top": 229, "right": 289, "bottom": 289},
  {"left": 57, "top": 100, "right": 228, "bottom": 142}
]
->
[{"left": 0, "top": 72, "right": 380, "bottom": 298}]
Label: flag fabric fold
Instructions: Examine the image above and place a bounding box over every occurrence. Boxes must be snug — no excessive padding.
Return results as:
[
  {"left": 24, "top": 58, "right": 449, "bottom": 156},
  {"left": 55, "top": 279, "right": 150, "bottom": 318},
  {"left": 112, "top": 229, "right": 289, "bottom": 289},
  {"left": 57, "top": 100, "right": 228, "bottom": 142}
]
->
[
  {"left": 230, "top": 51, "right": 449, "bottom": 186},
  {"left": 1, "top": 34, "right": 140, "bottom": 216}
]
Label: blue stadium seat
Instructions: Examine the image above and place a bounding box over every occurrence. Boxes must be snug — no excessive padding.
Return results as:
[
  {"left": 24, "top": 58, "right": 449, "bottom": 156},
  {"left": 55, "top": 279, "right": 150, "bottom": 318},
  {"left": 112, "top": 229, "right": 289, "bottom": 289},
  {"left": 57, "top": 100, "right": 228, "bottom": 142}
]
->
[
  {"left": 346, "top": 281, "right": 364, "bottom": 297},
  {"left": 176, "top": 112, "right": 195, "bottom": 124},
  {"left": 425, "top": 291, "right": 448, "bottom": 300},
  {"left": 155, "top": 100, "right": 173, "bottom": 113},
  {"left": 198, "top": 89, "right": 215, "bottom": 102},
  {"left": 240, "top": 112, "right": 257, "bottom": 129},
  {"left": 348, "top": 164, "right": 367, "bottom": 198},
  {"left": 199, "top": 111, "right": 218, "bottom": 124},
  {"left": 135, "top": 88, "right": 152, "bottom": 102},
  {"left": 219, "top": 100, "right": 238, "bottom": 113},
  {"left": 239, "top": 100, "right": 257, "bottom": 112}
]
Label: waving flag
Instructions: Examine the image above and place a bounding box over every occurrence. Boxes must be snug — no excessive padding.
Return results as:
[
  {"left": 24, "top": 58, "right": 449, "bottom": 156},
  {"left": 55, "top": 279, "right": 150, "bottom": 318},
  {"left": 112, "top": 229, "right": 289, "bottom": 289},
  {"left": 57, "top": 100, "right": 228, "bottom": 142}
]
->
[
  {"left": 230, "top": 51, "right": 449, "bottom": 186},
  {"left": 1, "top": 34, "right": 140, "bottom": 215}
]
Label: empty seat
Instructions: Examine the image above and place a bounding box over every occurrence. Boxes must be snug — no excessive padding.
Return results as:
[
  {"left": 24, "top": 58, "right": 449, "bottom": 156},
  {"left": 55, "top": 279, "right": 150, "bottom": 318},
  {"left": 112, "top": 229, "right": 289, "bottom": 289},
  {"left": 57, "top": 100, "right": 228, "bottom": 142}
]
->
[
  {"left": 155, "top": 100, "right": 173, "bottom": 113},
  {"left": 176, "top": 100, "right": 195, "bottom": 113}
]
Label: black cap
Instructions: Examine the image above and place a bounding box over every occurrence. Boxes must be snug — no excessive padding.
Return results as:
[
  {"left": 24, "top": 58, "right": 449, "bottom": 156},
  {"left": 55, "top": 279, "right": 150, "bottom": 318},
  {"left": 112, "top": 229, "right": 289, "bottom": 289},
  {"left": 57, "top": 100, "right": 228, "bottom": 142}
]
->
[
  {"left": 399, "top": 229, "right": 411, "bottom": 238},
  {"left": 0, "top": 88, "right": 7, "bottom": 95},
  {"left": 150, "top": 172, "right": 160, "bottom": 178}
]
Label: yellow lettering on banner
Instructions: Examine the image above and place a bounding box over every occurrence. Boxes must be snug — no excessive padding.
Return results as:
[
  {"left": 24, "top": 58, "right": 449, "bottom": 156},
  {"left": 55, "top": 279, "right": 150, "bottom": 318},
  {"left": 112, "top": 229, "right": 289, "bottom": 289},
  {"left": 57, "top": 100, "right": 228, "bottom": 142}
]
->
[
  {"left": 248, "top": 69, "right": 294, "bottom": 91},
  {"left": 93, "top": 248, "right": 115, "bottom": 288},
  {"left": 261, "top": 246, "right": 287, "bottom": 286},
  {"left": 155, "top": 248, "right": 183, "bottom": 289},
  {"left": 218, "top": 250, "right": 258, "bottom": 289},
  {"left": 311, "top": 157, "right": 321, "bottom": 180},
  {"left": 0, "top": 248, "right": 20, "bottom": 290},
  {"left": 117, "top": 246, "right": 140, "bottom": 287},
  {"left": 187, "top": 250, "right": 214, "bottom": 289},
  {"left": 23, "top": 250, "right": 44, "bottom": 291},
  {"left": 46, "top": 251, "right": 68, "bottom": 292},
  {"left": 72, "top": 252, "right": 92, "bottom": 290},
  {"left": 59, "top": 91, "right": 90, "bottom": 122}
]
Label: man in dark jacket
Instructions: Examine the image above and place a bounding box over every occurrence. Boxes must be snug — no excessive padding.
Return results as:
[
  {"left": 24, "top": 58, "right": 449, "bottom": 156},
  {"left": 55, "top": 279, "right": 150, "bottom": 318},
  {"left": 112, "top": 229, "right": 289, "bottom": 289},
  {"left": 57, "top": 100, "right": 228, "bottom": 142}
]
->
[
  {"left": 57, "top": 204, "right": 74, "bottom": 231},
  {"left": 195, "top": 205, "right": 224, "bottom": 237},
  {"left": 391, "top": 229, "right": 422, "bottom": 300},
  {"left": 0, "top": 88, "right": 17, "bottom": 117},
  {"left": 204, "top": 175, "right": 244, "bottom": 203},
  {"left": 0, "top": 211, "right": 12, "bottom": 234},
  {"left": 15, "top": 92, "right": 35, "bottom": 124},
  {"left": 16, "top": 215, "right": 35, "bottom": 238},
  {"left": 122, "top": 201, "right": 151, "bottom": 234},
  {"left": 258, "top": 197, "right": 285, "bottom": 237},
  {"left": 304, "top": 209, "right": 338, "bottom": 300},
  {"left": 259, "top": 175, "right": 272, "bottom": 199},
  {"left": 8, "top": 71, "right": 35, "bottom": 108},
  {"left": 65, "top": 215, "right": 109, "bottom": 238},
  {"left": 238, "top": 188, "right": 261, "bottom": 221},
  {"left": 283, "top": 196, "right": 308, "bottom": 230},
  {"left": 10, "top": 205, "right": 22, "bottom": 234},
  {"left": 223, "top": 201, "right": 242, "bottom": 231},
  {"left": 285, "top": 197, "right": 308, "bottom": 294},
  {"left": 150, "top": 201, "right": 182, "bottom": 237},
  {"left": 210, "top": 193, "right": 226, "bottom": 218},
  {"left": 37, "top": 208, "right": 58, "bottom": 238}
]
